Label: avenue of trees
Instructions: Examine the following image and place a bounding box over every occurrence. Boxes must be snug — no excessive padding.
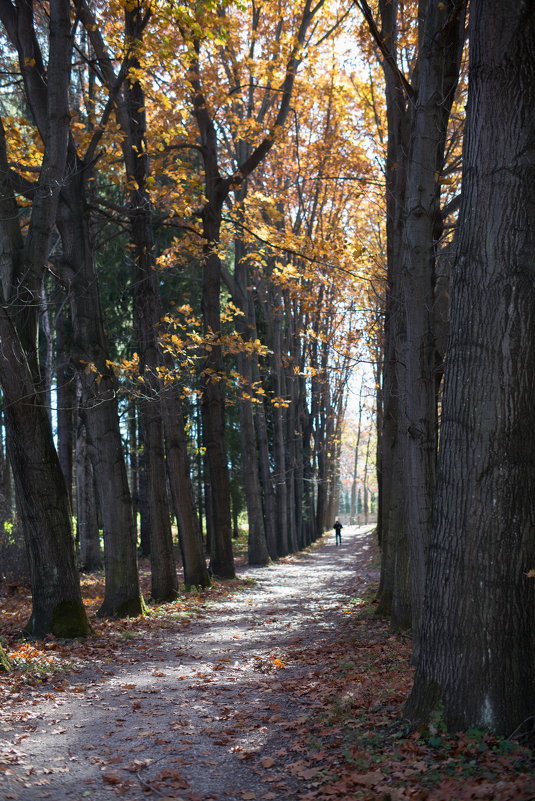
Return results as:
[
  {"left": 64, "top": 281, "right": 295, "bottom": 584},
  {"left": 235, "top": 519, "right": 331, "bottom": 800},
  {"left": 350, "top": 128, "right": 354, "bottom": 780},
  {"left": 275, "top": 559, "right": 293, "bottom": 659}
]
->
[{"left": 1, "top": 0, "right": 534, "bottom": 739}]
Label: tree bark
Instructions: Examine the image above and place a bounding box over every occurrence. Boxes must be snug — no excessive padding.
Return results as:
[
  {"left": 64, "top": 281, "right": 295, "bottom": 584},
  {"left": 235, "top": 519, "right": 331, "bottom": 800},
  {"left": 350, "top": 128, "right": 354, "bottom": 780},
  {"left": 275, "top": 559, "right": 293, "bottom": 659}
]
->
[
  {"left": 397, "top": 0, "right": 466, "bottom": 645},
  {"left": 373, "top": 0, "right": 411, "bottom": 625},
  {"left": 234, "top": 233, "right": 270, "bottom": 565},
  {"left": 1, "top": 311, "right": 90, "bottom": 638},
  {"left": 76, "top": 407, "right": 102, "bottom": 572},
  {"left": 406, "top": 0, "right": 535, "bottom": 734},
  {"left": 56, "top": 304, "right": 75, "bottom": 508},
  {"left": 0, "top": 643, "right": 11, "bottom": 672},
  {"left": 350, "top": 384, "right": 364, "bottom": 524},
  {"left": 252, "top": 371, "right": 278, "bottom": 558},
  {"left": 161, "top": 384, "right": 211, "bottom": 588}
]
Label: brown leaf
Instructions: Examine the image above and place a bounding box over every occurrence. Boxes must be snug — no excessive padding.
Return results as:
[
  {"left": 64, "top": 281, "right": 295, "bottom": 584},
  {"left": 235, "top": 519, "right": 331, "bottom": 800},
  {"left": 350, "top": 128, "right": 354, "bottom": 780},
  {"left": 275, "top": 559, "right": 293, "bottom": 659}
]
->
[
  {"left": 102, "top": 771, "right": 123, "bottom": 785},
  {"left": 350, "top": 770, "right": 385, "bottom": 786}
]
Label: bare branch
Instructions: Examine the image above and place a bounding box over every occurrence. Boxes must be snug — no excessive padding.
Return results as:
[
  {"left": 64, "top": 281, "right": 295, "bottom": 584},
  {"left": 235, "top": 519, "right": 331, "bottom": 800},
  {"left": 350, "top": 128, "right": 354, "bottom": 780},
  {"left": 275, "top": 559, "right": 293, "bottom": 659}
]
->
[{"left": 353, "top": 0, "right": 415, "bottom": 100}]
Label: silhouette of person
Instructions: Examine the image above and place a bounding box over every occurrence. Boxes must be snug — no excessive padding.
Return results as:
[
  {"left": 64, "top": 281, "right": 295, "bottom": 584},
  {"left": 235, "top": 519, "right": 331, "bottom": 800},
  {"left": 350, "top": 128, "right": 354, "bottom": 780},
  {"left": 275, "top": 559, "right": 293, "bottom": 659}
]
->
[{"left": 334, "top": 519, "right": 343, "bottom": 546}]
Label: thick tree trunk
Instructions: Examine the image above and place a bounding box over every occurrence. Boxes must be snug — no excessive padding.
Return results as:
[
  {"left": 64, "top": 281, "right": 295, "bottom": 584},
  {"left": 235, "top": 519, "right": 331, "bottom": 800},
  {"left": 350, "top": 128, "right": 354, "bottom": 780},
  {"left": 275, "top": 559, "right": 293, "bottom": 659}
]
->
[
  {"left": 58, "top": 176, "right": 144, "bottom": 618},
  {"left": 376, "top": 307, "right": 411, "bottom": 627},
  {"left": 0, "top": 643, "right": 12, "bottom": 672},
  {"left": 397, "top": 0, "right": 466, "bottom": 644},
  {"left": 406, "top": 0, "right": 535, "bottom": 734},
  {"left": 139, "top": 397, "right": 178, "bottom": 601},
  {"left": 1, "top": 315, "right": 90, "bottom": 638}
]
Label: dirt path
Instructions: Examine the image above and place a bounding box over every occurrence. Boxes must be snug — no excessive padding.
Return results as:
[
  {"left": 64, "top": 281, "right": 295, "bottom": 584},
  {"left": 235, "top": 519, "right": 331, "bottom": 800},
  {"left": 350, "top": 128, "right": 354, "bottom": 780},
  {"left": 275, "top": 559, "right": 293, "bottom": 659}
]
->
[{"left": 0, "top": 525, "right": 378, "bottom": 801}]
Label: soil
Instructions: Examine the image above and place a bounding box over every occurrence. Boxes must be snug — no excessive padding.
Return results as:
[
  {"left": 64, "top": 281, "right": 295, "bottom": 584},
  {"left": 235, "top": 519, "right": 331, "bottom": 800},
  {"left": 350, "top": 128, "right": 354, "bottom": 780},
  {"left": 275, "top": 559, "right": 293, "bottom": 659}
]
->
[{"left": 0, "top": 525, "right": 378, "bottom": 801}]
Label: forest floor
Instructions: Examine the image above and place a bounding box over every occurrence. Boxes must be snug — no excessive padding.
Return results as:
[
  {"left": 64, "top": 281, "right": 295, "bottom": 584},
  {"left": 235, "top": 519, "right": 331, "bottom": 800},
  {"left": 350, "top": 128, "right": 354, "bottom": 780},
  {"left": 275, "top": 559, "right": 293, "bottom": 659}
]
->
[{"left": 1, "top": 526, "right": 534, "bottom": 801}]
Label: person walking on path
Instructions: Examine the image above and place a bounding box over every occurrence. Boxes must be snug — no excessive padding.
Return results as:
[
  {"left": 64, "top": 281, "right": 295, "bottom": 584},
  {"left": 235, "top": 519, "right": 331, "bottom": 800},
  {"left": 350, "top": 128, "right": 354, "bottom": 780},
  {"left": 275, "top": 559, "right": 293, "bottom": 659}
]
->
[{"left": 334, "top": 519, "right": 343, "bottom": 546}]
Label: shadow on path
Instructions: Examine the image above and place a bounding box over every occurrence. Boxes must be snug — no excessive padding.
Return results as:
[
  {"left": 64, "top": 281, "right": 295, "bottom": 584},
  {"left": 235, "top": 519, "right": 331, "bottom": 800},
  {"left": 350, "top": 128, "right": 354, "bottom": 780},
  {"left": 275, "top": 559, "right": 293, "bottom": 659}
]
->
[{"left": 0, "top": 525, "right": 378, "bottom": 801}]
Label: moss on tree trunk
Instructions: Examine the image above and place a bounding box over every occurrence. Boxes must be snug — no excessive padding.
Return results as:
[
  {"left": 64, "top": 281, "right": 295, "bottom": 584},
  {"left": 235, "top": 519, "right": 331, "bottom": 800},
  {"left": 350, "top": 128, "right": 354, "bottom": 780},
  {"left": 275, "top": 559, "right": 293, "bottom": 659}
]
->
[{"left": 0, "top": 643, "right": 12, "bottom": 672}]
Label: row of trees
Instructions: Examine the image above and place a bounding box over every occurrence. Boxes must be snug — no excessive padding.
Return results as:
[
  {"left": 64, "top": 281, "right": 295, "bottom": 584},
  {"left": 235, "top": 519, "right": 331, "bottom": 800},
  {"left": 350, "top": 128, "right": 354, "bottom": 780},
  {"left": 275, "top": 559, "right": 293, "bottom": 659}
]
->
[
  {"left": 0, "top": 1, "right": 378, "bottom": 638},
  {"left": 365, "top": 0, "right": 535, "bottom": 736}
]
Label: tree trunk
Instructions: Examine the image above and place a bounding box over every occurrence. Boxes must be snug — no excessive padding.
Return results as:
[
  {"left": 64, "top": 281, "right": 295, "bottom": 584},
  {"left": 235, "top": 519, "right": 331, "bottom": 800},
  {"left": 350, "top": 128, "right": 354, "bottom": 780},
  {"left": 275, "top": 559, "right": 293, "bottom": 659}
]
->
[
  {"left": 56, "top": 305, "right": 75, "bottom": 508},
  {"left": 58, "top": 174, "right": 144, "bottom": 618},
  {"left": 373, "top": 0, "right": 411, "bottom": 626},
  {"left": 137, "top": 415, "right": 151, "bottom": 557},
  {"left": 269, "top": 294, "right": 290, "bottom": 556},
  {"left": 38, "top": 283, "right": 53, "bottom": 418},
  {"left": 234, "top": 234, "right": 270, "bottom": 566},
  {"left": 139, "top": 397, "right": 178, "bottom": 601},
  {"left": 350, "top": 384, "right": 364, "bottom": 524},
  {"left": 0, "top": 643, "right": 11, "bottom": 672},
  {"left": 397, "top": 0, "right": 466, "bottom": 645},
  {"left": 161, "top": 385, "right": 211, "bottom": 588},
  {"left": 252, "top": 376, "right": 278, "bottom": 558},
  {"left": 406, "top": 0, "right": 535, "bottom": 734},
  {"left": 363, "top": 434, "right": 371, "bottom": 525},
  {"left": 200, "top": 211, "right": 235, "bottom": 579},
  {"left": 0, "top": 411, "right": 13, "bottom": 525},
  {"left": 128, "top": 400, "right": 139, "bottom": 540},
  {"left": 124, "top": 6, "right": 178, "bottom": 602},
  {"left": 1, "top": 316, "right": 90, "bottom": 638},
  {"left": 76, "top": 408, "right": 101, "bottom": 572},
  {"left": 376, "top": 320, "right": 411, "bottom": 626}
]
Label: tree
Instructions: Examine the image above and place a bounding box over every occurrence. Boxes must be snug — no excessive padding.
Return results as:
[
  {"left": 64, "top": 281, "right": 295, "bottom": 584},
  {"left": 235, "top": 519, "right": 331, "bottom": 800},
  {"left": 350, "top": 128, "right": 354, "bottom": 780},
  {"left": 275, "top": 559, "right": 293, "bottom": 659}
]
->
[
  {"left": 358, "top": 0, "right": 466, "bottom": 636},
  {"left": 406, "top": 0, "right": 535, "bottom": 734},
  {"left": 77, "top": 0, "right": 210, "bottom": 592},
  {"left": 0, "top": 0, "right": 90, "bottom": 637},
  {"left": 176, "top": 0, "right": 324, "bottom": 576},
  {"left": 124, "top": 1, "right": 179, "bottom": 602}
]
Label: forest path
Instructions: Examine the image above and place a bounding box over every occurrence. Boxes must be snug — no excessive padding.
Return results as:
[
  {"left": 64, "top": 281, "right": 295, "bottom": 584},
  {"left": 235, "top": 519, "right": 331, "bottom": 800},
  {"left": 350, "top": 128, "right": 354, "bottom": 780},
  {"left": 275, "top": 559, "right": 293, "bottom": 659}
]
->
[{"left": 0, "top": 525, "right": 378, "bottom": 801}]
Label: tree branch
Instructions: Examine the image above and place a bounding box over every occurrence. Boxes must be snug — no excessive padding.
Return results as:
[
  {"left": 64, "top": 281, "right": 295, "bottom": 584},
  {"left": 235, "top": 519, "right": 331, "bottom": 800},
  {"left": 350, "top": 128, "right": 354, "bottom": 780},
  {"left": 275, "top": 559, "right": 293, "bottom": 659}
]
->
[{"left": 353, "top": 0, "right": 415, "bottom": 100}]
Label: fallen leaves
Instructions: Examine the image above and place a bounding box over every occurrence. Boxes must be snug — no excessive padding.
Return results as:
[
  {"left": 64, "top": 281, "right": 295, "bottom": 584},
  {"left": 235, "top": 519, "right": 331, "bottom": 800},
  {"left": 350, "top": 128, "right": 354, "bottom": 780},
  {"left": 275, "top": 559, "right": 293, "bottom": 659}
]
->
[{"left": 1, "top": 533, "right": 534, "bottom": 801}]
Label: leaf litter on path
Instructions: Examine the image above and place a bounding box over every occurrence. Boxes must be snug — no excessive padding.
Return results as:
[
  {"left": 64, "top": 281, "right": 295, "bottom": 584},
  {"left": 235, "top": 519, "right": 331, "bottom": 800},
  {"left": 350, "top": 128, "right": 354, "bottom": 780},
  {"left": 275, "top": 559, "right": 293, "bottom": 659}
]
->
[{"left": 1, "top": 526, "right": 534, "bottom": 800}]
